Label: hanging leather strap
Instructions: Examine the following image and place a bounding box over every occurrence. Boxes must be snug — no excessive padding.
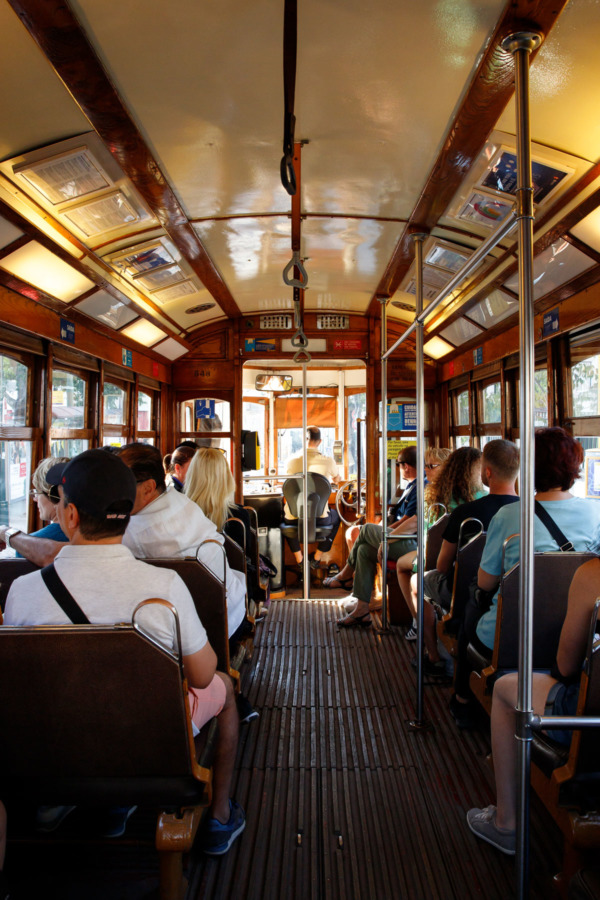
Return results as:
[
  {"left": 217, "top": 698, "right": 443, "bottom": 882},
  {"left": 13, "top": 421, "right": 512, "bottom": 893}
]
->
[
  {"left": 281, "top": 0, "right": 297, "bottom": 195},
  {"left": 534, "top": 500, "right": 574, "bottom": 552},
  {"left": 41, "top": 563, "right": 91, "bottom": 624}
]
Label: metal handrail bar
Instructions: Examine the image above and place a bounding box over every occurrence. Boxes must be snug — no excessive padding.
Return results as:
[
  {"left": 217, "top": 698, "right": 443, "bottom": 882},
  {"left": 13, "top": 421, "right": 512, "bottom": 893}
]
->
[{"left": 381, "top": 212, "right": 517, "bottom": 362}]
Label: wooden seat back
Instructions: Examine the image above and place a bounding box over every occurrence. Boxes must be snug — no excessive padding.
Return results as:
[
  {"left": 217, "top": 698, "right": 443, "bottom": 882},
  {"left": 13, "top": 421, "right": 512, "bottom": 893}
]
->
[
  {"left": 0, "top": 623, "right": 211, "bottom": 804},
  {"left": 438, "top": 528, "right": 486, "bottom": 656},
  {"left": 425, "top": 512, "right": 450, "bottom": 571},
  {"left": 0, "top": 558, "right": 40, "bottom": 612},
  {"left": 470, "top": 552, "right": 595, "bottom": 712},
  {"left": 143, "top": 557, "right": 232, "bottom": 675}
]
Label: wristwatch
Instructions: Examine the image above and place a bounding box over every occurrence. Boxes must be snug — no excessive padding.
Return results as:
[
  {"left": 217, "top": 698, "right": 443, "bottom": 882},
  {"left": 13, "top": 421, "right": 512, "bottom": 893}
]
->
[{"left": 4, "top": 527, "right": 21, "bottom": 550}]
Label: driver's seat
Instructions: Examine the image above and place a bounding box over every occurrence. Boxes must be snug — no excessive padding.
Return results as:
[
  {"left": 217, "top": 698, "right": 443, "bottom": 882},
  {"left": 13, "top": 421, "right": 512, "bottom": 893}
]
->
[{"left": 280, "top": 472, "right": 333, "bottom": 547}]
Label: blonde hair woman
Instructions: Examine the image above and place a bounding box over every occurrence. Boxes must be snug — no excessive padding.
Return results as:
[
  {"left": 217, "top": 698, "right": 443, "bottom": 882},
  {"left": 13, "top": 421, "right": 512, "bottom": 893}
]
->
[{"left": 185, "top": 447, "right": 236, "bottom": 531}]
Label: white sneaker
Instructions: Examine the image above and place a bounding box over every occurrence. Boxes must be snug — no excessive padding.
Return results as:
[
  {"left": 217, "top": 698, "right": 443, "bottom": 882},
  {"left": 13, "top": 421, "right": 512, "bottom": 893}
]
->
[
  {"left": 338, "top": 595, "right": 358, "bottom": 613},
  {"left": 405, "top": 625, "right": 418, "bottom": 641}
]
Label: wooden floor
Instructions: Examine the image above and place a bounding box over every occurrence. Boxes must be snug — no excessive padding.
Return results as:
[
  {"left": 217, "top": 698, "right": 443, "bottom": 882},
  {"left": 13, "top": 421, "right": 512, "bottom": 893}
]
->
[
  {"left": 6, "top": 594, "right": 564, "bottom": 899},
  {"left": 189, "top": 596, "right": 563, "bottom": 900}
]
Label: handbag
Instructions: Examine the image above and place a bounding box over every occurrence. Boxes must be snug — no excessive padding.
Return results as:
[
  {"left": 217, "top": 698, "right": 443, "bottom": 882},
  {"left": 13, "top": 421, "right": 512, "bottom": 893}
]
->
[{"left": 534, "top": 500, "right": 575, "bottom": 552}]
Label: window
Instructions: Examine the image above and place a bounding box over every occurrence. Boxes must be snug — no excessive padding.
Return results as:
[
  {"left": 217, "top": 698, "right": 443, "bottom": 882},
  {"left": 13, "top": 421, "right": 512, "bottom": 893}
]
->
[
  {"left": 0, "top": 353, "right": 33, "bottom": 535},
  {"left": 572, "top": 351, "right": 600, "bottom": 418},
  {"left": 136, "top": 389, "right": 157, "bottom": 446},
  {"left": 449, "top": 384, "right": 471, "bottom": 448},
  {"left": 482, "top": 381, "right": 502, "bottom": 424},
  {"left": 242, "top": 401, "right": 266, "bottom": 475},
  {"left": 277, "top": 427, "right": 336, "bottom": 476},
  {"left": 179, "top": 398, "right": 231, "bottom": 460},
  {"left": 347, "top": 392, "right": 366, "bottom": 479},
  {"left": 102, "top": 380, "right": 129, "bottom": 447},
  {"left": 534, "top": 369, "right": 548, "bottom": 427},
  {"left": 50, "top": 368, "right": 92, "bottom": 458},
  {"left": 456, "top": 390, "right": 469, "bottom": 426},
  {"left": 0, "top": 355, "right": 28, "bottom": 426}
]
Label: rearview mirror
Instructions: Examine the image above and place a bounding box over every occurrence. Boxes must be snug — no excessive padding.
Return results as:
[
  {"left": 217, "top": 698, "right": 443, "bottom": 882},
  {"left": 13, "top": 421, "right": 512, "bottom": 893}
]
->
[{"left": 255, "top": 373, "right": 293, "bottom": 392}]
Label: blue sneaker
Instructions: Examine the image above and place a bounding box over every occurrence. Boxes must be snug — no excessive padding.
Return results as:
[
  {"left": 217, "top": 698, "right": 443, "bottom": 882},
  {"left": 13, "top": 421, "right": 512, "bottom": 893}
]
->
[
  {"left": 101, "top": 805, "right": 137, "bottom": 838},
  {"left": 202, "top": 800, "right": 246, "bottom": 856}
]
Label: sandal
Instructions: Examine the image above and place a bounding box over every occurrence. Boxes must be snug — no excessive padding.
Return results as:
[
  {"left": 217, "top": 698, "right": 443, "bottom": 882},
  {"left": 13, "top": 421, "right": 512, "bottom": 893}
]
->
[
  {"left": 337, "top": 611, "right": 372, "bottom": 628},
  {"left": 323, "top": 575, "right": 354, "bottom": 590}
]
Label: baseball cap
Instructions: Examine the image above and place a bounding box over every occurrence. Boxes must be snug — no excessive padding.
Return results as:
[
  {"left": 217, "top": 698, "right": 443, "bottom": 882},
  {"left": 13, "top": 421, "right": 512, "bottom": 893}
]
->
[{"left": 46, "top": 449, "right": 137, "bottom": 519}]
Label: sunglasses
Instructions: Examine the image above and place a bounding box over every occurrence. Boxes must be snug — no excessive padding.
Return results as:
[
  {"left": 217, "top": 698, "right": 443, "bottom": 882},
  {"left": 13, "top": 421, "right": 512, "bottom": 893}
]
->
[{"left": 424, "top": 463, "right": 441, "bottom": 470}]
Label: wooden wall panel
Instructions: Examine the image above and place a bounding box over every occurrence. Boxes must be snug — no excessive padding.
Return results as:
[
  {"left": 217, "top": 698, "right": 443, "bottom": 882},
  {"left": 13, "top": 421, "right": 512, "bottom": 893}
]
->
[
  {"left": 172, "top": 360, "right": 235, "bottom": 391},
  {"left": 0, "top": 285, "right": 171, "bottom": 382}
]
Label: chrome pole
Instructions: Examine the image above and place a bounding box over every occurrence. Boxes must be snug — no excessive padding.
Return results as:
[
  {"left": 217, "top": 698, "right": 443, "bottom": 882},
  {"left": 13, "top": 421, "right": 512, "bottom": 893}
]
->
[
  {"left": 380, "top": 297, "right": 389, "bottom": 630},
  {"left": 413, "top": 233, "right": 427, "bottom": 726},
  {"left": 502, "top": 30, "right": 542, "bottom": 900},
  {"left": 302, "top": 361, "right": 309, "bottom": 599}
]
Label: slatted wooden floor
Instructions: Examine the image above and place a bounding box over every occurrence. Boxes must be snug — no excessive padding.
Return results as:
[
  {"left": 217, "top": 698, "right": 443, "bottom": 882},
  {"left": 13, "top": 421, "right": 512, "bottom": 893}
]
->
[
  {"left": 6, "top": 595, "right": 563, "bottom": 899},
  {"left": 189, "top": 597, "right": 563, "bottom": 900}
]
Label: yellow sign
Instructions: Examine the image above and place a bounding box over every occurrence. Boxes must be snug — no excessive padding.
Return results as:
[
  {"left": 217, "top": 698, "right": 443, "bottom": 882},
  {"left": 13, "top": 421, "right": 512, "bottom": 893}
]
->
[{"left": 387, "top": 439, "right": 416, "bottom": 460}]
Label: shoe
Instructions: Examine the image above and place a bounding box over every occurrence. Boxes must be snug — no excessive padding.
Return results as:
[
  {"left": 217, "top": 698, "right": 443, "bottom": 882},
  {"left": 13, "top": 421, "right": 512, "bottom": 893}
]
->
[
  {"left": 337, "top": 611, "right": 372, "bottom": 628},
  {"left": 410, "top": 656, "right": 450, "bottom": 679},
  {"left": 323, "top": 574, "right": 354, "bottom": 590},
  {"left": 202, "top": 799, "right": 246, "bottom": 856},
  {"left": 309, "top": 553, "right": 327, "bottom": 570},
  {"left": 466, "top": 806, "right": 516, "bottom": 856},
  {"left": 237, "top": 694, "right": 259, "bottom": 723},
  {"left": 36, "top": 805, "right": 77, "bottom": 832},
  {"left": 449, "top": 693, "right": 476, "bottom": 730},
  {"left": 405, "top": 624, "right": 418, "bottom": 641},
  {"left": 339, "top": 595, "right": 358, "bottom": 613},
  {"left": 101, "top": 805, "right": 137, "bottom": 838}
]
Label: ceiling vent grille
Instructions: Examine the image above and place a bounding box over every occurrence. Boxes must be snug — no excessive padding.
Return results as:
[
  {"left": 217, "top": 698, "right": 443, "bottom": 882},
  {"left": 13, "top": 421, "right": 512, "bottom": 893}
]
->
[
  {"left": 260, "top": 314, "right": 292, "bottom": 329},
  {"left": 317, "top": 314, "right": 349, "bottom": 330},
  {"left": 152, "top": 280, "right": 198, "bottom": 304}
]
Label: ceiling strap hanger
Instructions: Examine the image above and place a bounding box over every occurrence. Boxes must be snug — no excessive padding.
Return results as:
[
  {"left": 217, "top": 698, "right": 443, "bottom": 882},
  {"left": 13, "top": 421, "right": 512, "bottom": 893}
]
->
[
  {"left": 283, "top": 250, "right": 308, "bottom": 288},
  {"left": 281, "top": 0, "right": 297, "bottom": 195}
]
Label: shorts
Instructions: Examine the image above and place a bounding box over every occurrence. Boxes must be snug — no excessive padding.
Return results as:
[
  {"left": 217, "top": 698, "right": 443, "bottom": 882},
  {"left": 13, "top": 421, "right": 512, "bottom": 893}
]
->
[
  {"left": 188, "top": 673, "right": 227, "bottom": 735},
  {"left": 423, "top": 569, "right": 453, "bottom": 612},
  {"left": 544, "top": 681, "right": 580, "bottom": 747}
]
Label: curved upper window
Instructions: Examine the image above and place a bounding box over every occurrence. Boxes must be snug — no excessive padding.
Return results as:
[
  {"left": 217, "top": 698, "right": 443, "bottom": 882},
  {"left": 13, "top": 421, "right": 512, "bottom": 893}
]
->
[{"left": 0, "top": 354, "right": 28, "bottom": 426}]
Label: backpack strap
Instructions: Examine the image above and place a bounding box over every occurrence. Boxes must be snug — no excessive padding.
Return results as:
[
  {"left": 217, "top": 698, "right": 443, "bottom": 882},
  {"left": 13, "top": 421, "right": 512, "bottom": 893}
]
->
[
  {"left": 41, "top": 563, "right": 91, "bottom": 624},
  {"left": 534, "top": 500, "right": 575, "bottom": 552}
]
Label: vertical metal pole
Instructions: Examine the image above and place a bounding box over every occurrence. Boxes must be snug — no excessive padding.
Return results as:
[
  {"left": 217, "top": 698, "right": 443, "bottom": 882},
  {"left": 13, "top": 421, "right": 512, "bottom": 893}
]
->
[
  {"left": 502, "top": 31, "right": 542, "bottom": 900},
  {"left": 302, "top": 361, "right": 309, "bottom": 599},
  {"left": 356, "top": 418, "right": 363, "bottom": 519},
  {"left": 379, "top": 298, "right": 389, "bottom": 630},
  {"left": 413, "top": 233, "right": 427, "bottom": 726}
]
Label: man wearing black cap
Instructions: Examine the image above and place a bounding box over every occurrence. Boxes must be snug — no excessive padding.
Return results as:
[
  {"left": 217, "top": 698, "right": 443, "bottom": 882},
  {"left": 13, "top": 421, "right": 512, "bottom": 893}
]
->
[{"left": 3, "top": 449, "right": 245, "bottom": 854}]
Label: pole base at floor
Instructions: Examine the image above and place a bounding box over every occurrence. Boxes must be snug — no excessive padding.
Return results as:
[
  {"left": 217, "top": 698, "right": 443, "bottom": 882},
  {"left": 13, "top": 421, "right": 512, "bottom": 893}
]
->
[{"left": 407, "top": 718, "right": 432, "bottom": 732}]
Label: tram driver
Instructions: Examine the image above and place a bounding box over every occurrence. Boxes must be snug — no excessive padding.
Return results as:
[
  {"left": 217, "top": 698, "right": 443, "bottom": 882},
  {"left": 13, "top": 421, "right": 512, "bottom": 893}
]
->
[{"left": 283, "top": 426, "right": 341, "bottom": 571}]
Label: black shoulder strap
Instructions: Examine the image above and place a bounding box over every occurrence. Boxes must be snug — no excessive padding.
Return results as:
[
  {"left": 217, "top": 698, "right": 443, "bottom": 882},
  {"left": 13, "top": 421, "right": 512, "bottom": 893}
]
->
[
  {"left": 41, "top": 563, "right": 91, "bottom": 624},
  {"left": 534, "top": 500, "right": 575, "bottom": 552}
]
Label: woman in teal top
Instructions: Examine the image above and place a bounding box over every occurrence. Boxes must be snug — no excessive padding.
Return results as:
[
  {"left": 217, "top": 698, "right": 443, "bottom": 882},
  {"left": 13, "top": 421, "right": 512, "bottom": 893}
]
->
[
  {"left": 476, "top": 428, "right": 600, "bottom": 650},
  {"left": 15, "top": 457, "right": 69, "bottom": 557}
]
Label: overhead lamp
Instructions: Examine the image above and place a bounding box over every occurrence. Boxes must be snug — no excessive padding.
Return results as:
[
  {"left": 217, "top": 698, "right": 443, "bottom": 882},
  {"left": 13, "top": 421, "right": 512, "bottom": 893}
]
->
[
  {"left": 0, "top": 241, "right": 94, "bottom": 301},
  {"left": 121, "top": 318, "right": 167, "bottom": 346},
  {"left": 423, "top": 336, "right": 454, "bottom": 359}
]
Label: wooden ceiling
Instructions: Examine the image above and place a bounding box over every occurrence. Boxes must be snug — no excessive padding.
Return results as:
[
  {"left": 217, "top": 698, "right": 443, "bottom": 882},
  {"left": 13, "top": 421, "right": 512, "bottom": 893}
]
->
[{"left": 0, "top": 0, "right": 599, "bottom": 360}]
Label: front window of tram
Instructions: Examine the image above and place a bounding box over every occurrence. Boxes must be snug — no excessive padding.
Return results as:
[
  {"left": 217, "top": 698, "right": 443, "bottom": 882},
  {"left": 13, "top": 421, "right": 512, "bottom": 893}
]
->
[
  {"left": 277, "top": 427, "right": 336, "bottom": 475},
  {"left": 570, "top": 342, "right": 600, "bottom": 501}
]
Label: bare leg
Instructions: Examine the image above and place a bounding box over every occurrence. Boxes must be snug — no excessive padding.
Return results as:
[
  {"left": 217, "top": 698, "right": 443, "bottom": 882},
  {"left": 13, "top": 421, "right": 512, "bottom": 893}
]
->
[
  {"left": 491, "top": 672, "right": 556, "bottom": 831},
  {"left": 396, "top": 551, "right": 417, "bottom": 607},
  {"left": 346, "top": 525, "right": 360, "bottom": 553},
  {"left": 292, "top": 550, "right": 302, "bottom": 564},
  {"left": 211, "top": 672, "right": 240, "bottom": 824}
]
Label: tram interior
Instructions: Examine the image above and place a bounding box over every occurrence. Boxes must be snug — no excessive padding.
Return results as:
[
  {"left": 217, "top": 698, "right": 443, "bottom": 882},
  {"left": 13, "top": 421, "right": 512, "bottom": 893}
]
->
[{"left": 2, "top": 0, "right": 600, "bottom": 897}]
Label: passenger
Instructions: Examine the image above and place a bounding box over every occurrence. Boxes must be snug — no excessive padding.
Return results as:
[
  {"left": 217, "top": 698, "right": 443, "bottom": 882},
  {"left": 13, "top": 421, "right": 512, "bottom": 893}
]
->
[
  {"left": 284, "top": 425, "right": 341, "bottom": 571},
  {"left": 394, "top": 446, "right": 451, "bottom": 639},
  {"left": 329, "top": 445, "right": 424, "bottom": 626},
  {"left": 164, "top": 442, "right": 197, "bottom": 492},
  {"left": 117, "top": 443, "right": 246, "bottom": 641},
  {"left": 3, "top": 449, "right": 245, "bottom": 854},
  {"left": 413, "top": 440, "right": 519, "bottom": 699},
  {"left": 0, "top": 456, "right": 70, "bottom": 563},
  {"left": 456, "top": 427, "right": 600, "bottom": 709},
  {"left": 467, "top": 554, "right": 600, "bottom": 856}
]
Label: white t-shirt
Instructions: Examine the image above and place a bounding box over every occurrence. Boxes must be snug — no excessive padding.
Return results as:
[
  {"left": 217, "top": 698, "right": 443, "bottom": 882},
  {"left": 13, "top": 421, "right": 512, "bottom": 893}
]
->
[
  {"left": 4, "top": 543, "right": 207, "bottom": 658},
  {"left": 286, "top": 447, "right": 338, "bottom": 482},
  {"left": 122, "top": 487, "right": 246, "bottom": 637}
]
